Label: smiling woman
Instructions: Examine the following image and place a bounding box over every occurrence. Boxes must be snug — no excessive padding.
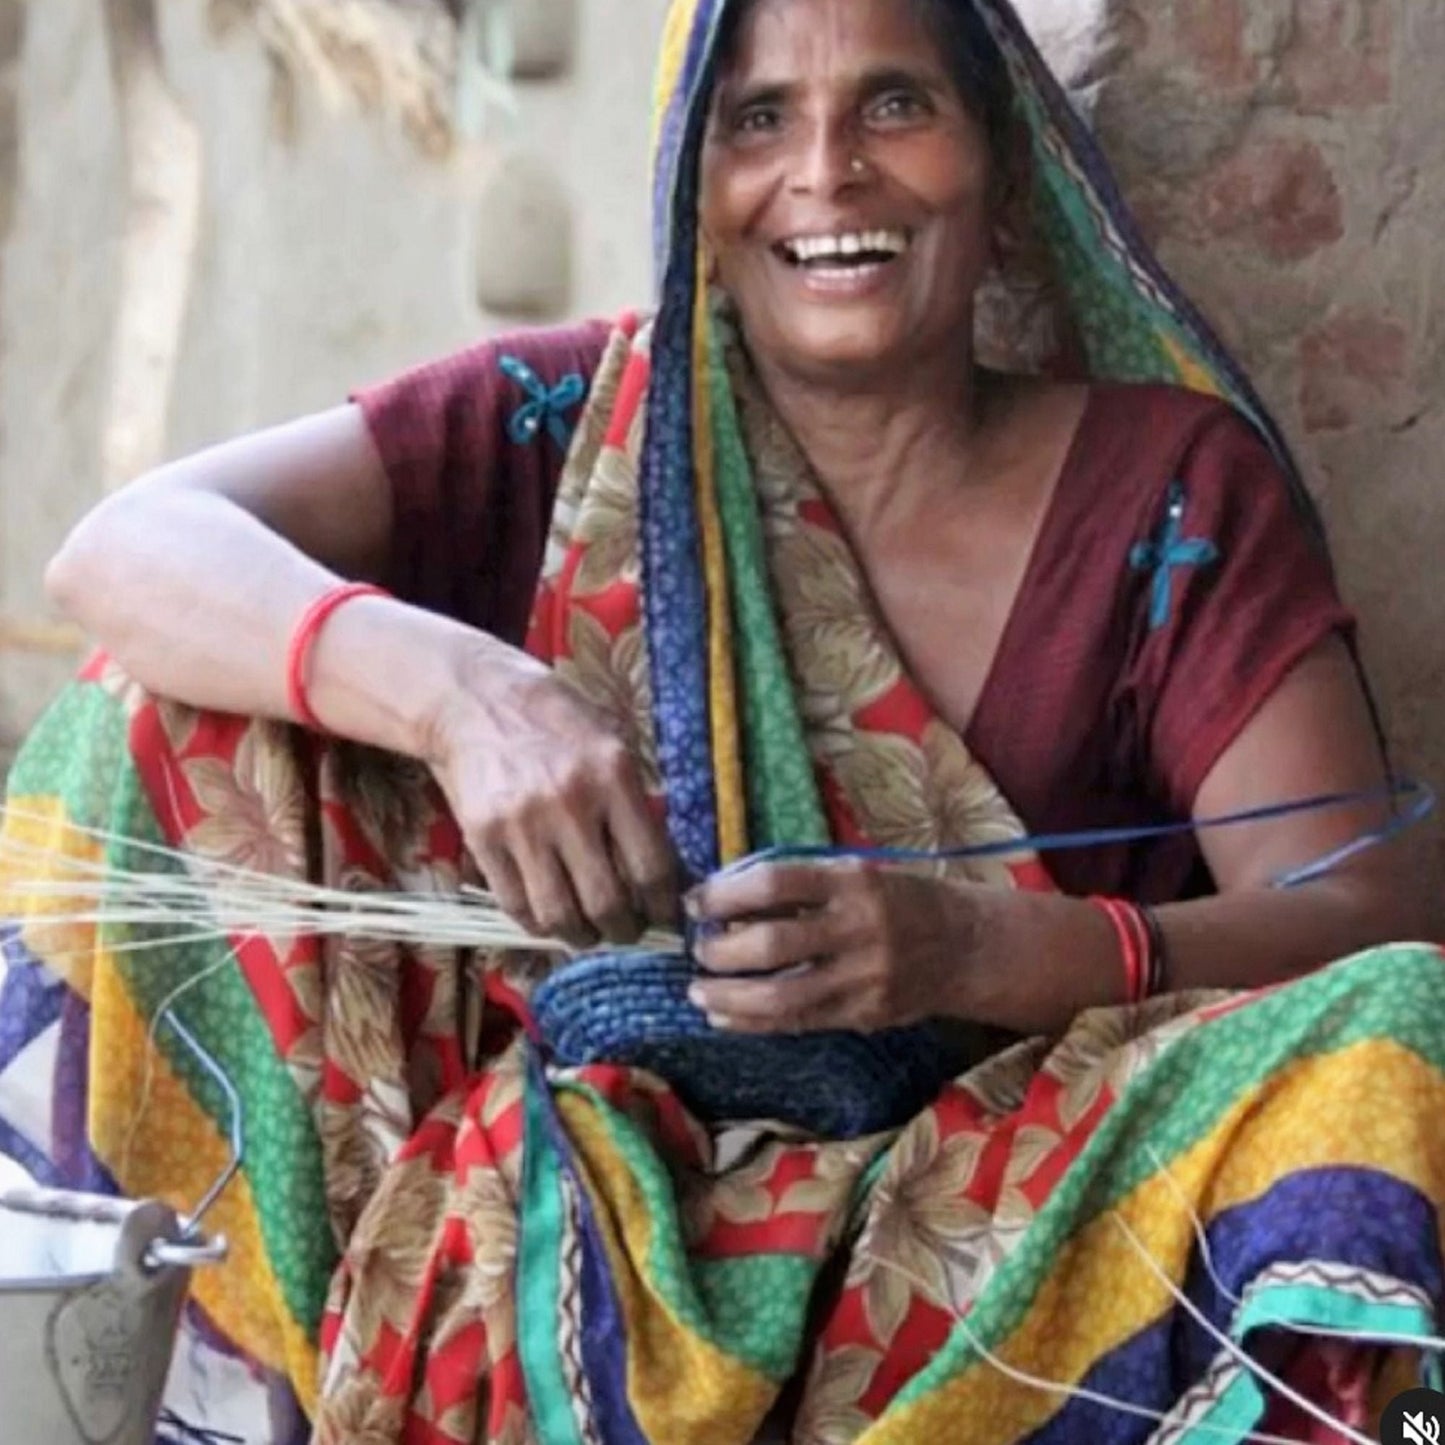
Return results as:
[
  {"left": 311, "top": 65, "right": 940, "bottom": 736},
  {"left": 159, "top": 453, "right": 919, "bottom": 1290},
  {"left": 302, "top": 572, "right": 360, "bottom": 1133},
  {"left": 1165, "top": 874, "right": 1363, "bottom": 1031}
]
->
[
  {"left": 702, "top": 0, "right": 1008, "bottom": 379},
  {"left": 2, "top": 0, "right": 1443, "bottom": 1442}
]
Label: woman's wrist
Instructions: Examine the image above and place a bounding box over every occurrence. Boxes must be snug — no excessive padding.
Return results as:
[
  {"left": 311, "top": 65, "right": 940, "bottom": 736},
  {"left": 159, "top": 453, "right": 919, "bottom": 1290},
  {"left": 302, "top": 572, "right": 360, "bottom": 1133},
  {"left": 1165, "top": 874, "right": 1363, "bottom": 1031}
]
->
[
  {"left": 410, "top": 620, "right": 555, "bottom": 768},
  {"left": 301, "top": 594, "right": 514, "bottom": 762},
  {"left": 941, "top": 885, "right": 1127, "bottom": 1033},
  {"left": 937, "top": 878, "right": 1014, "bottom": 1023}
]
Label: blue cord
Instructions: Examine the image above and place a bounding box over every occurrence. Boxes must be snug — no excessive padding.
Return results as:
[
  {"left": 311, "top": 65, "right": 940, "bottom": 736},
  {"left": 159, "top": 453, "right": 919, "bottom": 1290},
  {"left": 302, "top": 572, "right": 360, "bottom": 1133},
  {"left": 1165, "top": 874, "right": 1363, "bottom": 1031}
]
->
[
  {"left": 717, "top": 779, "right": 1436, "bottom": 891},
  {"left": 155, "top": 1411, "right": 244, "bottom": 1445}
]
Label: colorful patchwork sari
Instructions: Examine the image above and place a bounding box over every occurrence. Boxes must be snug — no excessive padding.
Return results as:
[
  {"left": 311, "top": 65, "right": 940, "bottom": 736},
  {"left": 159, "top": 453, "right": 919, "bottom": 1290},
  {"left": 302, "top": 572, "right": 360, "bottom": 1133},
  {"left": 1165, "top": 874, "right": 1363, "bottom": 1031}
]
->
[{"left": 2, "top": 1, "right": 1443, "bottom": 1442}]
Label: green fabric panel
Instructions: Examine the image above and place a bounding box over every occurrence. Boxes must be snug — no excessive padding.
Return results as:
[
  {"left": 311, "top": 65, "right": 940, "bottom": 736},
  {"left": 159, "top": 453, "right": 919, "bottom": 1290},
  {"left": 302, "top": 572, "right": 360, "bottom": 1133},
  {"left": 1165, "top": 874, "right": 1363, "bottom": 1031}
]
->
[
  {"left": 893, "top": 945, "right": 1445, "bottom": 1408},
  {"left": 7, "top": 681, "right": 131, "bottom": 818},
  {"left": 9, "top": 683, "right": 334, "bottom": 1336},
  {"left": 518, "top": 1075, "right": 587, "bottom": 1445},
  {"left": 692, "top": 1255, "right": 822, "bottom": 1383},
  {"left": 706, "top": 319, "right": 830, "bottom": 849},
  {"left": 566, "top": 1081, "right": 824, "bottom": 1381},
  {"left": 1235, "top": 1282, "right": 1439, "bottom": 1346}
]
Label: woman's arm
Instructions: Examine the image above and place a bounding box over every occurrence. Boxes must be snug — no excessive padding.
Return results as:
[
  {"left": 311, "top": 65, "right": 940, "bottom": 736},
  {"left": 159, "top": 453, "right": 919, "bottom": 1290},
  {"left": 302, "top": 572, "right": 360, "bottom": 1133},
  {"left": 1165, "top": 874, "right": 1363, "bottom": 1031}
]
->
[
  {"left": 45, "top": 391, "right": 677, "bottom": 942},
  {"left": 44, "top": 403, "right": 472, "bottom": 755},
  {"left": 687, "top": 637, "right": 1428, "bottom": 1036}
]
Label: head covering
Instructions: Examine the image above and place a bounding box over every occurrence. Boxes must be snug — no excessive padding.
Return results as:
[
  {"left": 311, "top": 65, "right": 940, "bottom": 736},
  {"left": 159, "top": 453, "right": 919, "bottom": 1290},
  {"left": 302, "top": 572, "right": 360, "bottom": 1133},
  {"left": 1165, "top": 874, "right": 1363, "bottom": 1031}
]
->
[{"left": 639, "top": 0, "right": 1340, "bottom": 888}]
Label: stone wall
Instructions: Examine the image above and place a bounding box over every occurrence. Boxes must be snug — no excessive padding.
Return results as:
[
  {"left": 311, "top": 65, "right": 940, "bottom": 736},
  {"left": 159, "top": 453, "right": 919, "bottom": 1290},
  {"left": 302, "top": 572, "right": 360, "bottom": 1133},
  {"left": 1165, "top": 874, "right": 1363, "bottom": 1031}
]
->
[{"left": 1018, "top": 0, "right": 1445, "bottom": 888}]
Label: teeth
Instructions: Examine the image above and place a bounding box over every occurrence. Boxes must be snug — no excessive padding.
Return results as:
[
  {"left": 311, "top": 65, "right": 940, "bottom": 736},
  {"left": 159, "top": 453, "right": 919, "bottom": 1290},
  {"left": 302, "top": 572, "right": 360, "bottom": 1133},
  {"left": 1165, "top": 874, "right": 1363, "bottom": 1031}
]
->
[{"left": 783, "top": 229, "right": 910, "bottom": 263}]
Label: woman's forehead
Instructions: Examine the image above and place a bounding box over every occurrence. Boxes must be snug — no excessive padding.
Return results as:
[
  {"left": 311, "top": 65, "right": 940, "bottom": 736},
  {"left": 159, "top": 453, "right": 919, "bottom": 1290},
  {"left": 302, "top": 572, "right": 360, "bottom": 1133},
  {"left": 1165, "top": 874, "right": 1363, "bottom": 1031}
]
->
[{"left": 718, "top": 0, "right": 949, "bottom": 83}]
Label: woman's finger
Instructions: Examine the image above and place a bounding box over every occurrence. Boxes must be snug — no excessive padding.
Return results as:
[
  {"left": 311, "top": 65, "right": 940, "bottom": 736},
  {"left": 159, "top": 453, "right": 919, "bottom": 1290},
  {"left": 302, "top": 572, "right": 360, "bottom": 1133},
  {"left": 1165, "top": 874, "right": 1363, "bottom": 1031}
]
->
[
  {"left": 686, "top": 859, "right": 847, "bottom": 925},
  {"left": 509, "top": 835, "right": 596, "bottom": 948},
  {"left": 689, "top": 961, "right": 851, "bottom": 1034},
  {"left": 554, "top": 819, "right": 644, "bottom": 945},
  {"left": 693, "top": 908, "right": 847, "bottom": 976},
  {"left": 606, "top": 778, "right": 680, "bottom": 930},
  {"left": 470, "top": 841, "right": 538, "bottom": 935}
]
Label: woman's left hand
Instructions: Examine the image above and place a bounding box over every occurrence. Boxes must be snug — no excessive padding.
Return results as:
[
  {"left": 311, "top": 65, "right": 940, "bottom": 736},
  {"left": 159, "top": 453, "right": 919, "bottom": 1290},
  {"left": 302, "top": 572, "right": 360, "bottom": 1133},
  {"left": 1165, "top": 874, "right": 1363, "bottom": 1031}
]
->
[{"left": 686, "top": 860, "right": 988, "bottom": 1034}]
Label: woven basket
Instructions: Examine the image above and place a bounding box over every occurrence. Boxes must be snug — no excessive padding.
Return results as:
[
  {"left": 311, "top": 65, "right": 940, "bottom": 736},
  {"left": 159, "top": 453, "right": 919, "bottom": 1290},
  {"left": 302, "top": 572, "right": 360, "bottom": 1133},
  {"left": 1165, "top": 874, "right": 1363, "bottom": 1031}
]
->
[{"left": 532, "top": 951, "right": 976, "bottom": 1138}]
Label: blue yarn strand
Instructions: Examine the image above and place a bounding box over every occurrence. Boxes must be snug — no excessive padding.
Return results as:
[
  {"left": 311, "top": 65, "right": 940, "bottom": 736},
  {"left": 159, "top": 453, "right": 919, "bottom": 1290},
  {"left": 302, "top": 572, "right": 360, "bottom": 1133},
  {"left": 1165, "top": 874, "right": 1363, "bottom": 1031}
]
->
[{"left": 719, "top": 779, "right": 1435, "bottom": 892}]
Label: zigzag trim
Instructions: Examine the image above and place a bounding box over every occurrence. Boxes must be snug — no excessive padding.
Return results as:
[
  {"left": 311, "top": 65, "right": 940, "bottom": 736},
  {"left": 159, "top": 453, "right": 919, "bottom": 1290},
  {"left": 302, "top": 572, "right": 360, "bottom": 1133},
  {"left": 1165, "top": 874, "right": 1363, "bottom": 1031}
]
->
[
  {"left": 1243, "top": 1259, "right": 1436, "bottom": 1314},
  {"left": 1147, "top": 1353, "right": 1238, "bottom": 1445},
  {"left": 1146, "top": 1259, "right": 1438, "bottom": 1442},
  {"left": 558, "top": 1172, "right": 603, "bottom": 1445}
]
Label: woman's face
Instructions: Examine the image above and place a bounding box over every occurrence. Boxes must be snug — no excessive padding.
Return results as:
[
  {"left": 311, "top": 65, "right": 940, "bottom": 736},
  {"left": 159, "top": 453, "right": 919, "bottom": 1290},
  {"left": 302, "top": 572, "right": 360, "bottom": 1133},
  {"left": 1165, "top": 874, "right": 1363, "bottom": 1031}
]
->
[{"left": 699, "top": 0, "right": 996, "bottom": 385}]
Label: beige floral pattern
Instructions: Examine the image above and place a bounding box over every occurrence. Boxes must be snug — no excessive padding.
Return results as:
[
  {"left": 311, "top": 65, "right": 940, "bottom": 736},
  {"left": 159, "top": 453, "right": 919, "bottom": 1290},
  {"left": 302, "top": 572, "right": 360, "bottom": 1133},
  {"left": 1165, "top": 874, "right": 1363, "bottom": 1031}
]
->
[
  {"left": 1045, "top": 993, "right": 1221, "bottom": 1131},
  {"left": 182, "top": 725, "right": 307, "bottom": 877},
  {"left": 792, "top": 1344, "right": 882, "bottom": 1445},
  {"left": 456, "top": 1157, "right": 522, "bottom": 1359},
  {"left": 314, "top": 1375, "right": 407, "bottom": 1445},
  {"left": 342, "top": 1153, "right": 451, "bottom": 1351},
  {"left": 555, "top": 613, "right": 656, "bottom": 789},
  {"left": 848, "top": 1112, "right": 997, "bottom": 1344},
  {"left": 571, "top": 445, "right": 642, "bottom": 595}
]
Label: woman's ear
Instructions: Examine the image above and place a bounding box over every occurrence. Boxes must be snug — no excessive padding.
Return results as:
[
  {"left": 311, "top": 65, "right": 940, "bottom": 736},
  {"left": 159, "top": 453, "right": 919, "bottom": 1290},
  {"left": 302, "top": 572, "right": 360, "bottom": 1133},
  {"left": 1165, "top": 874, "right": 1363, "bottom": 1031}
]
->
[{"left": 988, "top": 119, "right": 1037, "bottom": 271}]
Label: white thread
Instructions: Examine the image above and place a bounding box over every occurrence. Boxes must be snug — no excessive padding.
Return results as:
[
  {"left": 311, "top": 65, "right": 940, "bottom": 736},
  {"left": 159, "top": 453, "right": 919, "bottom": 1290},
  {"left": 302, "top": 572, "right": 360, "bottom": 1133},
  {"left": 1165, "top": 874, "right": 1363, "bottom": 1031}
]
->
[
  {"left": 118, "top": 941, "right": 250, "bottom": 1183},
  {"left": 1108, "top": 1210, "right": 1377, "bottom": 1445},
  {"left": 868, "top": 1252, "right": 1343, "bottom": 1445},
  {"left": 1, "top": 803, "right": 681, "bottom": 955},
  {"left": 1144, "top": 1141, "right": 1445, "bottom": 1356}
]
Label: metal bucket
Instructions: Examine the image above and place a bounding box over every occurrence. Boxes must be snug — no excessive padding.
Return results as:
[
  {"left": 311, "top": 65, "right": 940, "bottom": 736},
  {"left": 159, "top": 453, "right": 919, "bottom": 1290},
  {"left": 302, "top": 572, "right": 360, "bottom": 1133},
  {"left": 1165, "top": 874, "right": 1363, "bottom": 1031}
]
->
[
  {"left": 0, "top": 1185, "right": 226, "bottom": 1444},
  {"left": 0, "top": 1012, "right": 237, "bottom": 1443}
]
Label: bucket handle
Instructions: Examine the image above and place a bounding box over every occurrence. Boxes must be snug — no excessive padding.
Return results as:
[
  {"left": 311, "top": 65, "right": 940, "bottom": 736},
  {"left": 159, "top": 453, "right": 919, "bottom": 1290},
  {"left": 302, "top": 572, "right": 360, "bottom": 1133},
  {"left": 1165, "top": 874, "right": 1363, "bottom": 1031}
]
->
[{"left": 150, "top": 1008, "right": 242, "bottom": 1268}]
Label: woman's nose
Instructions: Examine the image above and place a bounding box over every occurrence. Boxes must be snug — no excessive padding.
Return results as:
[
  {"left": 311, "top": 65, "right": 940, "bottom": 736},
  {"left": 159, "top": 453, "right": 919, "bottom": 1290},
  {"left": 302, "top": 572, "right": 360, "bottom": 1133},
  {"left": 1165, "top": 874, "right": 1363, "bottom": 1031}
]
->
[{"left": 787, "top": 116, "right": 867, "bottom": 198}]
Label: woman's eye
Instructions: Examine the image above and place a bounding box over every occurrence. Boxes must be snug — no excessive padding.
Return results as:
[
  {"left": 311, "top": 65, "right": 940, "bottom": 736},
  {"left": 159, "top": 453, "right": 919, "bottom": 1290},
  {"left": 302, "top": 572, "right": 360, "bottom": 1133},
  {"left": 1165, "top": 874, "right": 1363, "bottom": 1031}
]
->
[
  {"left": 732, "top": 104, "right": 783, "bottom": 136},
  {"left": 869, "top": 91, "right": 929, "bottom": 123}
]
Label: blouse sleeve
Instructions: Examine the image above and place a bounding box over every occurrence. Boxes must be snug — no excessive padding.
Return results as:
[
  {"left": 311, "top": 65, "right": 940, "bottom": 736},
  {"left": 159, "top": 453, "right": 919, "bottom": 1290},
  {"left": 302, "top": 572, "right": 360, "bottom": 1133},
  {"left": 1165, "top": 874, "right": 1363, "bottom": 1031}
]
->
[
  {"left": 1130, "top": 406, "right": 1357, "bottom": 815},
  {"left": 351, "top": 318, "right": 613, "bottom": 645}
]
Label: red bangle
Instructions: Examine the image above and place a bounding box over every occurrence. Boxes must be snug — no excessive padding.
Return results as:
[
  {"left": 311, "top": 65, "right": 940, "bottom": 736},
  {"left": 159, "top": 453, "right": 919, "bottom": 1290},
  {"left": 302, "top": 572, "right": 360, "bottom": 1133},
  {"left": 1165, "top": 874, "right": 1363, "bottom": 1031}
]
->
[
  {"left": 285, "top": 583, "right": 390, "bottom": 731},
  {"left": 1090, "top": 896, "right": 1150, "bottom": 1006}
]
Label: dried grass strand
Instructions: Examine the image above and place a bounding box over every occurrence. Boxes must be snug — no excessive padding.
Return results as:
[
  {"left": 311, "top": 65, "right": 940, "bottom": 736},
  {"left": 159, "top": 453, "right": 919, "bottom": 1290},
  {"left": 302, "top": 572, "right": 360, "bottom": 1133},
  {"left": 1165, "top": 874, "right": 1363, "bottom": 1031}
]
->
[
  {"left": 0, "top": 803, "right": 683, "bottom": 957},
  {"left": 216, "top": 0, "right": 470, "bottom": 154}
]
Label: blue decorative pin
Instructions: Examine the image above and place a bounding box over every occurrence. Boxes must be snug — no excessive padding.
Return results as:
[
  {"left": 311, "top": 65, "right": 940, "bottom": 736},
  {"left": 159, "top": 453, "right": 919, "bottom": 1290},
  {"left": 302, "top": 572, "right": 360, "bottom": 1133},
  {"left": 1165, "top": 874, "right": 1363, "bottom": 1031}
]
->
[
  {"left": 1130, "top": 480, "right": 1219, "bottom": 630},
  {"left": 499, "top": 354, "right": 586, "bottom": 450}
]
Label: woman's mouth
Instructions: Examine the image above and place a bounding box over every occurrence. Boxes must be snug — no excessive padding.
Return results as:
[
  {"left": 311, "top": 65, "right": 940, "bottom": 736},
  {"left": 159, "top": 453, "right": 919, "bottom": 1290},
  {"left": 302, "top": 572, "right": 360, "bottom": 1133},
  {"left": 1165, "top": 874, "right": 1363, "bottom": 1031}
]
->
[
  {"left": 769, "top": 228, "right": 915, "bottom": 296},
  {"left": 773, "top": 228, "right": 914, "bottom": 275}
]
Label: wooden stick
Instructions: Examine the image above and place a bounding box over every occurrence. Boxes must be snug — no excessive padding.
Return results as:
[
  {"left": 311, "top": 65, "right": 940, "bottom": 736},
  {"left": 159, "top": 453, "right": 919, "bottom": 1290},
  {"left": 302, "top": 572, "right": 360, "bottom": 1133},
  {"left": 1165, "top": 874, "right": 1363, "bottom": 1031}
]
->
[{"left": 0, "top": 616, "right": 85, "bottom": 655}]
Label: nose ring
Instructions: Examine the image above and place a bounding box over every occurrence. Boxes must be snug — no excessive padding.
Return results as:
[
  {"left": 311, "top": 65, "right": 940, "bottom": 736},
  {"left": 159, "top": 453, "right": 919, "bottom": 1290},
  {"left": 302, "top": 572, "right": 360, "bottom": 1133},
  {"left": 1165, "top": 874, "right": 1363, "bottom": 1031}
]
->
[{"left": 850, "top": 155, "right": 868, "bottom": 176}]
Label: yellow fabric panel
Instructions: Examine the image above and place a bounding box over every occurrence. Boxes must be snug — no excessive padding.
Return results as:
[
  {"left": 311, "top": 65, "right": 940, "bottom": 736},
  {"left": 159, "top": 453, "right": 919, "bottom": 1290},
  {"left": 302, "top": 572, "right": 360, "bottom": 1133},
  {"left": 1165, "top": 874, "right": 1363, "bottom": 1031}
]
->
[
  {"left": 692, "top": 284, "right": 749, "bottom": 863},
  {"left": 558, "top": 1092, "right": 774, "bottom": 1445},
  {"left": 866, "top": 1039, "right": 1445, "bottom": 1443},
  {"left": 0, "top": 794, "right": 107, "bottom": 1000},
  {"left": 1161, "top": 331, "right": 1225, "bottom": 399},
  {"left": 651, "top": 0, "right": 703, "bottom": 149},
  {"left": 88, "top": 950, "right": 320, "bottom": 1413}
]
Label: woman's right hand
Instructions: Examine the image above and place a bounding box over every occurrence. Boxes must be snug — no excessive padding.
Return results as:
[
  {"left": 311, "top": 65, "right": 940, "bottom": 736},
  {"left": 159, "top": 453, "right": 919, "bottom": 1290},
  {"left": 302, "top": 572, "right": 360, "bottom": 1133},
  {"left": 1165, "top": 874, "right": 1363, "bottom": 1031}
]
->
[
  {"left": 43, "top": 396, "right": 678, "bottom": 946},
  {"left": 424, "top": 645, "right": 678, "bottom": 948}
]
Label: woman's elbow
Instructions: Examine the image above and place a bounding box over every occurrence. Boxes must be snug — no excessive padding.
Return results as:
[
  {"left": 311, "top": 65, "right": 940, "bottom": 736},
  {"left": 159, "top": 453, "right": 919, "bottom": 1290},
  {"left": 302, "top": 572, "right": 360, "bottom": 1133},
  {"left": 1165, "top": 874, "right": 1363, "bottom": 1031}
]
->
[
  {"left": 44, "top": 518, "right": 95, "bottom": 620},
  {"left": 44, "top": 490, "right": 142, "bottom": 623}
]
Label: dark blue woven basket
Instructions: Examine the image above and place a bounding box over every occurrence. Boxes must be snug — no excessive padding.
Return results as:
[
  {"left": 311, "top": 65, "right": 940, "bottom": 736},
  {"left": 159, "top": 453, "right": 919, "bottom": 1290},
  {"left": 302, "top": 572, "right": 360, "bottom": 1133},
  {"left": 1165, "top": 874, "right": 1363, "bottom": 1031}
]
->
[{"left": 531, "top": 950, "right": 973, "bottom": 1138}]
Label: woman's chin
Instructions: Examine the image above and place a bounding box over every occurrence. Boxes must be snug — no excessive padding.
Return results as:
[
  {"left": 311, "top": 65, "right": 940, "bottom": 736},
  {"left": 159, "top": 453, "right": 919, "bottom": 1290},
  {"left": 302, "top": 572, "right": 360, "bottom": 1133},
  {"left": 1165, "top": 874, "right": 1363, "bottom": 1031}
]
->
[{"left": 770, "top": 320, "right": 919, "bottom": 382}]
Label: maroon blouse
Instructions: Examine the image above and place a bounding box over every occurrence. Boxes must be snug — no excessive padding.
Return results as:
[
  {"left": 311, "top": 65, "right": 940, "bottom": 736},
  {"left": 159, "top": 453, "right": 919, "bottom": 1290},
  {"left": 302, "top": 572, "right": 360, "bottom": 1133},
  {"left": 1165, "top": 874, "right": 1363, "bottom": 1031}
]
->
[{"left": 353, "top": 322, "right": 1353, "bottom": 905}]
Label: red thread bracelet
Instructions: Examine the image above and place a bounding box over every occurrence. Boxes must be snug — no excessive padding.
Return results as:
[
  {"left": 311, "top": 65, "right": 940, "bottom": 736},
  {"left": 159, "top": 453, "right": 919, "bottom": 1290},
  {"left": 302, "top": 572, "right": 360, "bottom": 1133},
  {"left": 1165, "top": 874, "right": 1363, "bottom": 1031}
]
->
[
  {"left": 286, "top": 583, "right": 390, "bottom": 731},
  {"left": 1090, "top": 896, "right": 1149, "bottom": 1005}
]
